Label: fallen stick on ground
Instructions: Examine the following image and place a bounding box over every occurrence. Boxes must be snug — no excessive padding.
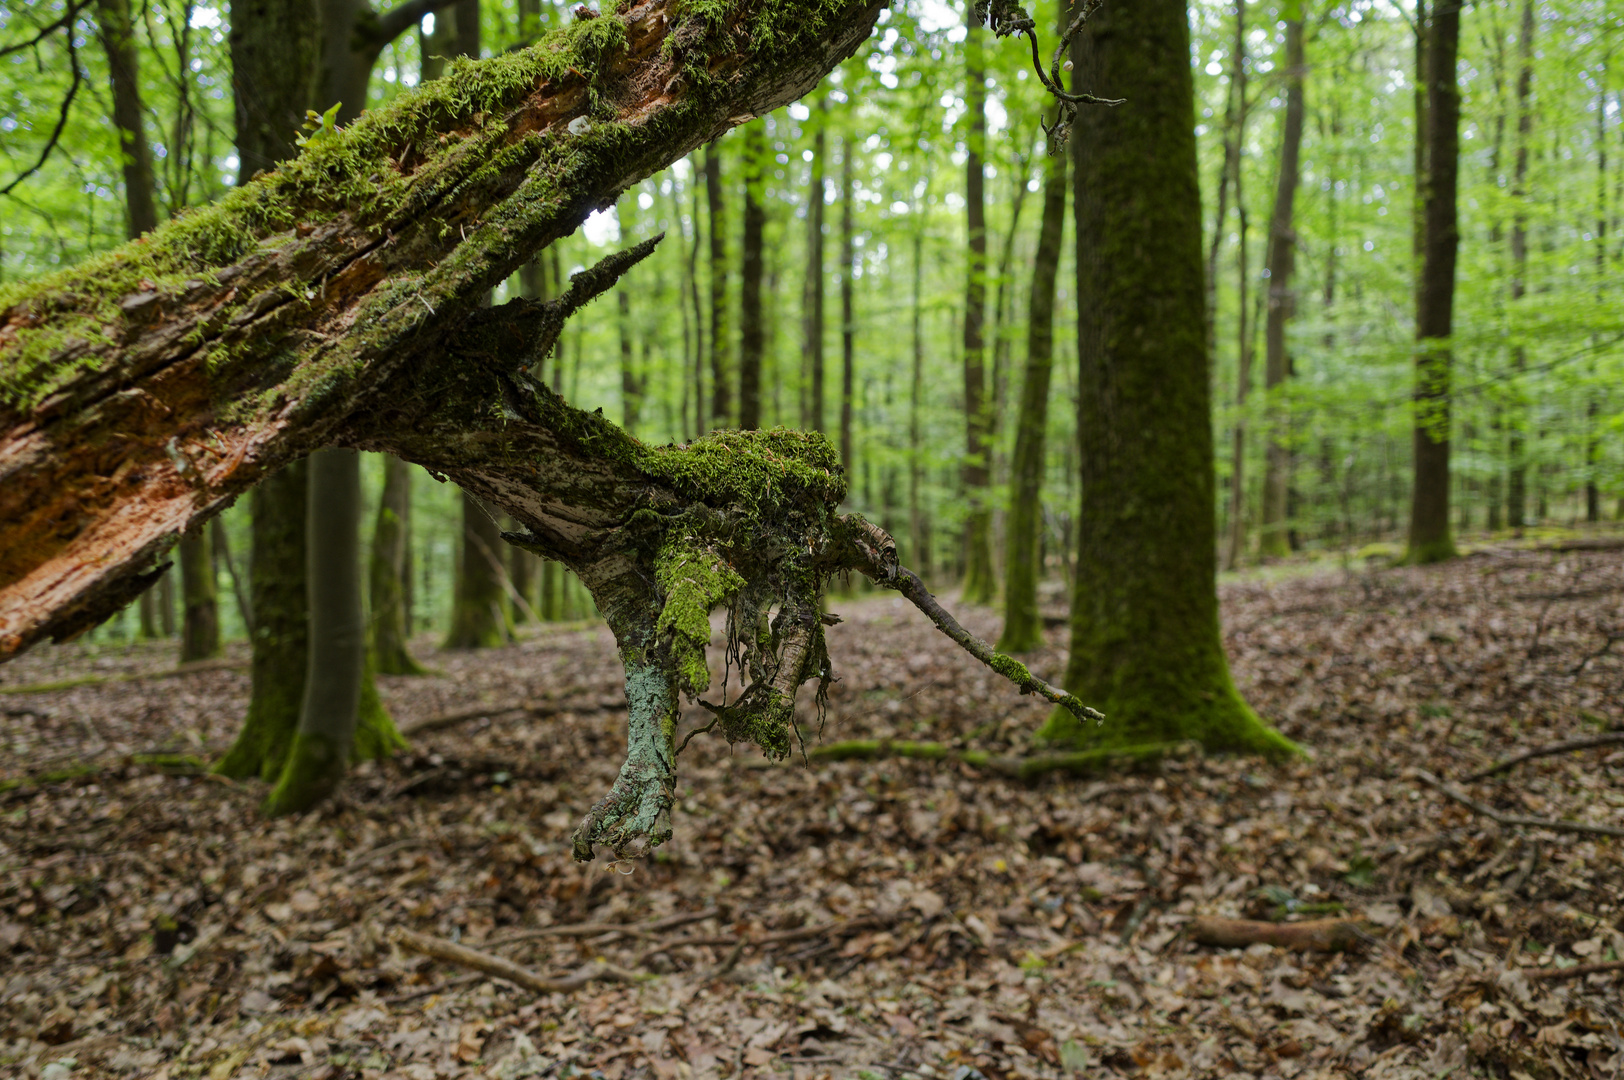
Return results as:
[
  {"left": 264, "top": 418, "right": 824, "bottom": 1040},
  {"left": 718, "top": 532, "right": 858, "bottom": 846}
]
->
[
  {"left": 1188, "top": 916, "right": 1368, "bottom": 952},
  {"left": 1411, "top": 769, "right": 1624, "bottom": 839},
  {"left": 401, "top": 695, "right": 623, "bottom": 736},
  {"left": 393, "top": 927, "right": 640, "bottom": 993},
  {"left": 0, "top": 658, "right": 246, "bottom": 696},
  {"left": 808, "top": 737, "right": 1190, "bottom": 781},
  {"left": 486, "top": 908, "right": 717, "bottom": 948},
  {"left": 1523, "top": 960, "right": 1624, "bottom": 982},
  {"left": 1465, "top": 733, "right": 1624, "bottom": 782},
  {"left": 641, "top": 913, "right": 896, "bottom": 973}
]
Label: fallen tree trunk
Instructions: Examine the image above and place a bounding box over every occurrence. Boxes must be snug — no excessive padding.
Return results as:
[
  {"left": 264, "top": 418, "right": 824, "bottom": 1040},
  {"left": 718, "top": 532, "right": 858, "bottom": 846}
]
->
[
  {"left": 0, "top": 0, "right": 1111, "bottom": 863},
  {"left": 0, "top": 0, "right": 885, "bottom": 656}
]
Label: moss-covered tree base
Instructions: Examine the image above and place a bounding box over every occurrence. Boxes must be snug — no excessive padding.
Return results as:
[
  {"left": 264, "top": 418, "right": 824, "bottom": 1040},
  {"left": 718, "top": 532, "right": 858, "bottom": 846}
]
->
[
  {"left": 214, "top": 666, "right": 404, "bottom": 797},
  {"left": 810, "top": 738, "right": 1205, "bottom": 779},
  {"left": 1037, "top": 681, "right": 1297, "bottom": 762}
]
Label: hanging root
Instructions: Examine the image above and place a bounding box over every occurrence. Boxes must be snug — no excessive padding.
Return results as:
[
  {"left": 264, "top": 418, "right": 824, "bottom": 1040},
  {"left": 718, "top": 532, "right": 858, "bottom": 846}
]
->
[{"left": 570, "top": 664, "right": 679, "bottom": 861}]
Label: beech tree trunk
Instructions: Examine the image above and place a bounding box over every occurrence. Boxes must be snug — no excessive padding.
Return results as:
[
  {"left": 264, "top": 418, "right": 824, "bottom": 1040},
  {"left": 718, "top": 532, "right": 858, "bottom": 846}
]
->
[
  {"left": 1507, "top": 0, "right": 1533, "bottom": 532},
  {"left": 706, "top": 144, "right": 731, "bottom": 427},
  {"left": 1044, "top": 0, "right": 1292, "bottom": 761},
  {"left": 1222, "top": 0, "right": 1251, "bottom": 571},
  {"left": 739, "top": 119, "right": 766, "bottom": 431},
  {"left": 369, "top": 453, "right": 425, "bottom": 673},
  {"left": 961, "top": 20, "right": 994, "bottom": 606},
  {"left": 1258, "top": 14, "right": 1305, "bottom": 560},
  {"left": 94, "top": 0, "right": 160, "bottom": 240},
  {"left": 839, "top": 140, "right": 856, "bottom": 474},
  {"left": 178, "top": 530, "right": 221, "bottom": 662},
  {"left": 1407, "top": 0, "right": 1461, "bottom": 564},
  {"left": 998, "top": 121, "right": 1066, "bottom": 654},
  {"left": 803, "top": 104, "right": 827, "bottom": 432}
]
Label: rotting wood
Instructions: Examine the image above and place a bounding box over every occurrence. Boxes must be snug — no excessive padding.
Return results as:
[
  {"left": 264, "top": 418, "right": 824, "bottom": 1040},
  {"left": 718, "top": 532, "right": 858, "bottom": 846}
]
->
[
  {"left": 1463, "top": 732, "right": 1624, "bottom": 782},
  {"left": 1188, "top": 916, "right": 1369, "bottom": 952},
  {"left": 1411, "top": 768, "right": 1624, "bottom": 838},
  {"left": 392, "top": 927, "right": 641, "bottom": 993}
]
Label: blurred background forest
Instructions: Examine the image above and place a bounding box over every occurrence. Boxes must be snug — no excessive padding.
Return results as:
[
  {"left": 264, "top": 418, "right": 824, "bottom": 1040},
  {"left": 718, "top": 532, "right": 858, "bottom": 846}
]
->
[{"left": 1, "top": 0, "right": 1621, "bottom": 644}]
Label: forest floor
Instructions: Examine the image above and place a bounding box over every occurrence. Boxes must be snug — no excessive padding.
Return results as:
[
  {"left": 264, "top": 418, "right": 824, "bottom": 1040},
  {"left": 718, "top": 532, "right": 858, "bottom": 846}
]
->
[{"left": 3, "top": 544, "right": 1624, "bottom": 1080}]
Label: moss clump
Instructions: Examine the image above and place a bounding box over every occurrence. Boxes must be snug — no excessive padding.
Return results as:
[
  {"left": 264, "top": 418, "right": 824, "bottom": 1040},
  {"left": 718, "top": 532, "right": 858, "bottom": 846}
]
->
[
  {"left": 654, "top": 539, "right": 744, "bottom": 693},
  {"left": 640, "top": 428, "right": 846, "bottom": 515}
]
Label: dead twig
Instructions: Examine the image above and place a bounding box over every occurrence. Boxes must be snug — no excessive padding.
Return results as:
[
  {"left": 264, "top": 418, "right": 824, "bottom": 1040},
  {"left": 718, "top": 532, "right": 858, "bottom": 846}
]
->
[
  {"left": 383, "top": 973, "right": 482, "bottom": 1004},
  {"left": 1464, "top": 732, "right": 1624, "bottom": 781},
  {"left": 401, "top": 695, "right": 622, "bottom": 736},
  {"left": 392, "top": 927, "right": 640, "bottom": 994},
  {"left": 1410, "top": 769, "right": 1624, "bottom": 839},
  {"left": 1523, "top": 960, "right": 1624, "bottom": 982},
  {"left": 486, "top": 908, "right": 717, "bottom": 949}
]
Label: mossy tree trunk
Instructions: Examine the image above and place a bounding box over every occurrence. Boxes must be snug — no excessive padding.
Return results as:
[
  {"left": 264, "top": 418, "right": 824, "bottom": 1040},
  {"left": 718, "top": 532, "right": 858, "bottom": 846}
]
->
[
  {"left": 266, "top": 447, "right": 403, "bottom": 814},
  {"left": 1406, "top": 0, "right": 1462, "bottom": 564},
  {"left": 1041, "top": 0, "right": 1294, "bottom": 761},
  {"left": 960, "top": 19, "right": 995, "bottom": 607},
  {"left": 369, "top": 453, "right": 426, "bottom": 672},
  {"left": 1258, "top": 13, "right": 1305, "bottom": 561},
  {"left": 997, "top": 120, "right": 1066, "bottom": 655}
]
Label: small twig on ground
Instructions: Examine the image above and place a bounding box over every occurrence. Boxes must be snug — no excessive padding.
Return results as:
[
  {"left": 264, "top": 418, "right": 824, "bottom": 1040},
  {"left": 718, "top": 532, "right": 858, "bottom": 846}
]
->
[
  {"left": 1188, "top": 916, "right": 1368, "bottom": 952},
  {"left": 1410, "top": 769, "right": 1624, "bottom": 838},
  {"left": 392, "top": 927, "right": 639, "bottom": 993},
  {"left": 1523, "top": 960, "right": 1624, "bottom": 982},
  {"left": 346, "top": 837, "right": 431, "bottom": 870},
  {"left": 401, "top": 695, "right": 621, "bottom": 736},
  {"left": 1570, "top": 633, "right": 1624, "bottom": 676},
  {"left": 1464, "top": 732, "right": 1624, "bottom": 781},
  {"left": 486, "top": 908, "right": 718, "bottom": 949}
]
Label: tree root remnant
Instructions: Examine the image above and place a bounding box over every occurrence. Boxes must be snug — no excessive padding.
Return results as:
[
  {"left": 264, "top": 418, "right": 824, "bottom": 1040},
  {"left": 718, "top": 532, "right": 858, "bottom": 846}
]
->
[{"left": 1188, "top": 916, "right": 1370, "bottom": 952}]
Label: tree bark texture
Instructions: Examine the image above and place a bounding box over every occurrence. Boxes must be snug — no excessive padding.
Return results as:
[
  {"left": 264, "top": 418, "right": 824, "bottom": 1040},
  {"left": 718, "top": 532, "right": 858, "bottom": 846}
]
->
[
  {"left": 1222, "top": 0, "right": 1250, "bottom": 571},
  {"left": 961, "top": 21, "right": 994, "bottom": 606},
  {"left": 0, "top": 0, "right": 886, "bottom": 657},
  {"left": 231, "top": 0, "right": 321, "bottom": 179},
  {"left": 997, "top": 125, "right": 1066, "bottom": 655},
  {"left": 738, "top": 119, "right": 766, "bottom": 431},
  {"left": 1046, "top": 0, "right": 1293, "bottom": 759},
  {"left": 1407, "top": 0, "right": 1461, "bottom": 564},
  {"left": 1258, "top": 15, "right": 1305, "bottom": 560}
]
